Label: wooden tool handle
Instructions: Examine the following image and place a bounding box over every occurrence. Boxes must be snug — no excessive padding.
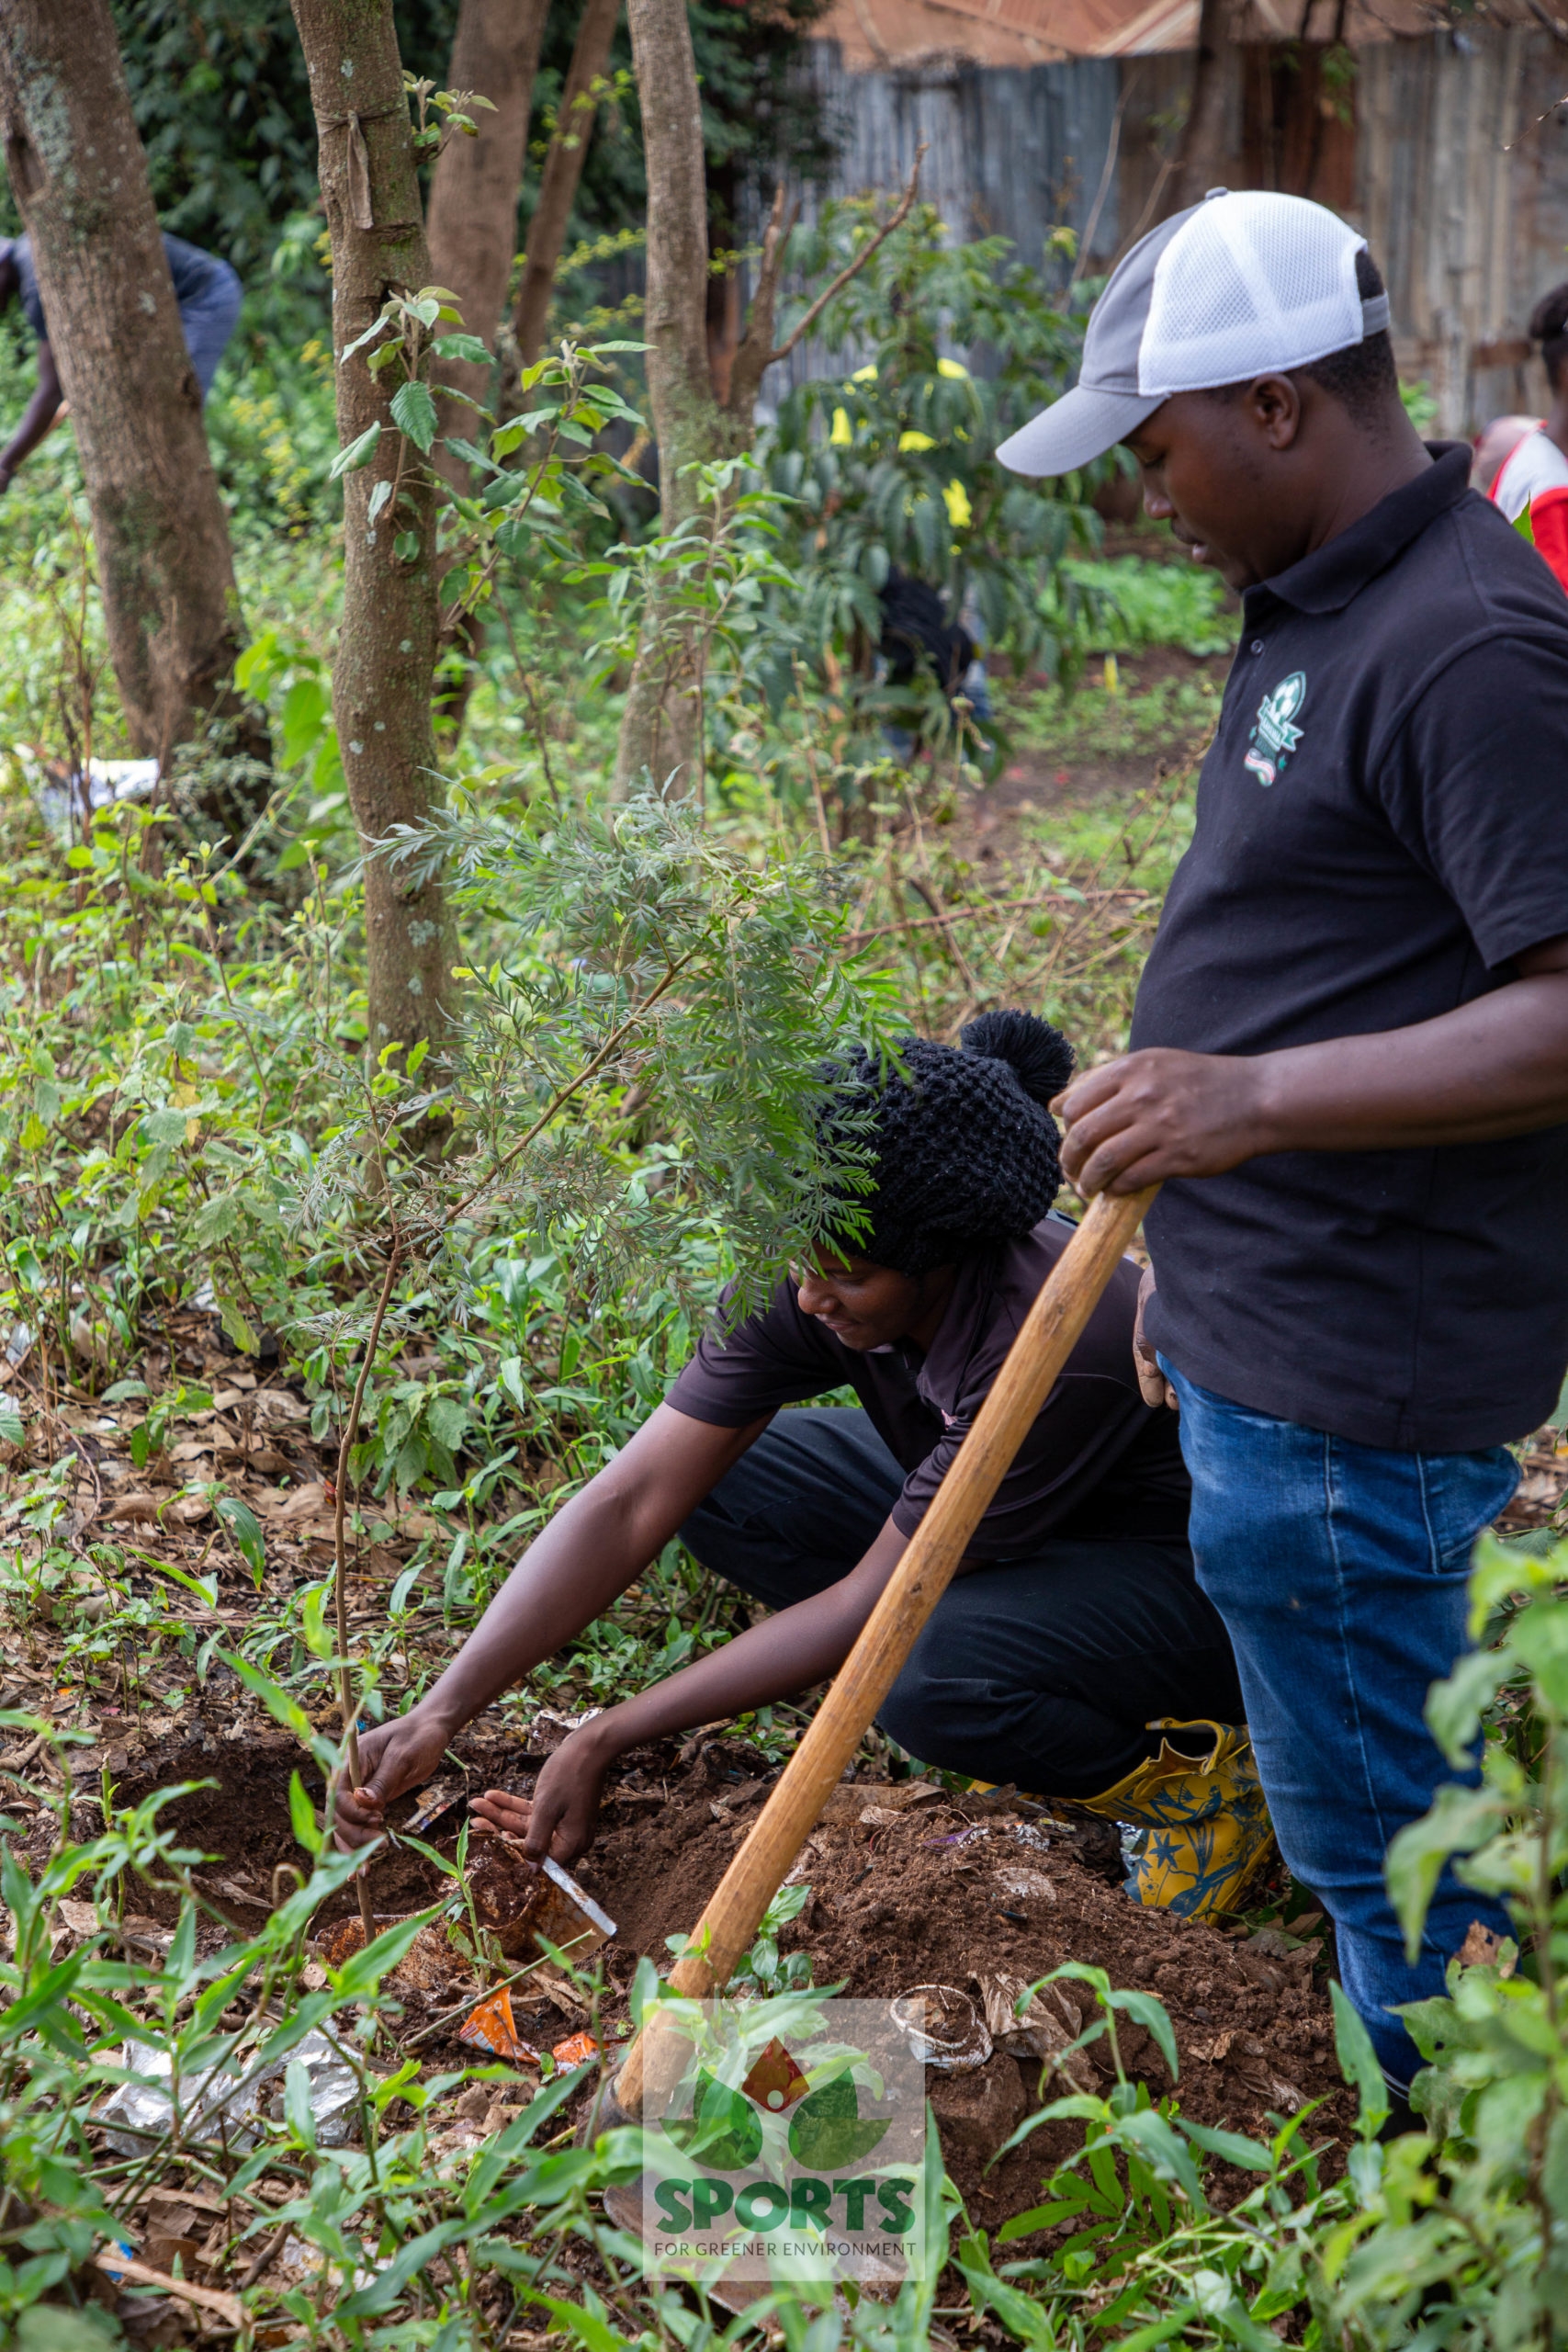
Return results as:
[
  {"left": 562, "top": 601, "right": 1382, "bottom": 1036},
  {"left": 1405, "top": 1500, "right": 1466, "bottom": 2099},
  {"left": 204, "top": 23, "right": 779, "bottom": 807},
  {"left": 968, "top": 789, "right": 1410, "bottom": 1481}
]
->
[{"left": 614, "top": 1182, "right": 1158, "bottom": 2116}]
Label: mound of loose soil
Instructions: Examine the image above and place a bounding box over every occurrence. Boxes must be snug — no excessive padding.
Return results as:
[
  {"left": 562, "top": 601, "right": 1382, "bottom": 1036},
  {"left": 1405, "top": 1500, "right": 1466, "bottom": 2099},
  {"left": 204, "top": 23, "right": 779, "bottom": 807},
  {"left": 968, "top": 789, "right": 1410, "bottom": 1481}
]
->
[
  {"left": 67, "top": 1712, "right": 1355, "bottom": 2226},
  {"left": 575, "top": 1752, "right": 1354, "bottom": 2218}
]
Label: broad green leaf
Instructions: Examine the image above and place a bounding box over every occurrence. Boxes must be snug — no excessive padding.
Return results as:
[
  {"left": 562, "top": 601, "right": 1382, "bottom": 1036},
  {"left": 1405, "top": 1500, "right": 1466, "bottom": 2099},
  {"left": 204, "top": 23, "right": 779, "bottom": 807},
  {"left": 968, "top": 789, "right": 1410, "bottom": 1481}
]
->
[
  {"left": 491, "top": 410, "right": 560, "bottom": 458},
  {"left": 1182, "top": 2118, "right": 1273, "bottom": 2169},
  {"left": 1543, "top": 2105, "right": 1568, "bottom": 2218},
  {"left": 389, "top": 1564, "right": 422, "bottom": 1615},
  {"left": 0, "top": 1947, "right": 91, "bottom": 2039},
  {"left": 516, "top": 2290, "right": 631, "bottom": 2352},
  {"left": 284, "top": 2055, "right": 317, "bottom": 2148},
  {"left": 279, "top": 675, "right": 329, "bottom": 767},
  {"left": 299, "top": 1582, "right": 334, "bottom": 1662},
  {"left": 328, "top": 421, "right": 381, "bottom": 479},
  {"left": 1103, "top": 1985, "right": 1179, "bottom": 2081},
  {"left": 433, "top": 333, "right": 491, "bottom": 364},
  {"left": 1465, "top": 1532, "right": 1556, "bottom": 1636},
  {"left": 1426, "top": 1645, "right": 1512, "bottom": 1766},
  {"left": 153, "top": 1558, "right": 219, "bottom": 1610},
  {"left": 443, "top": 434, "right": 501, "bottom": 475},
  {"left": 956, "top": 2243, "right": 1062, "bottom": 2347},
  {"left": 340, "top": 311, "right": 394, "bottom": 362},
  {"left": 1510, "top": 1599, "right": 1568, "bottom": 1715},
  {"left": 288, "top": 1770, "right": 322, "bottom": 1857},
  {"left": 390, "top": 379, "right": 439, "bottom": 454},
  {"left": 1330, "top": 1980, "right": 1389, "bottom": 2136},
  {"left": 1113, "top": 2107, "right": 1202, "bottom": 2203},
  {"left": 213, "top": 1288, "right": 258, "bottom": 1356},
  {"left": 1100, "top": 2316, "right": 1197, "bottom": 2352},
  {"left": 215, "top": 1494, "right": 265, "bottom": 1581},
  {"left": 425, "top": 1394, "right": 468, "bottom": 1451},
  {"left": 1385, "top": 1781, "right": 1506, "bottom": 1961},
  {"left": 191, "top": 1191, "right": 240, "bottom": 1248}
]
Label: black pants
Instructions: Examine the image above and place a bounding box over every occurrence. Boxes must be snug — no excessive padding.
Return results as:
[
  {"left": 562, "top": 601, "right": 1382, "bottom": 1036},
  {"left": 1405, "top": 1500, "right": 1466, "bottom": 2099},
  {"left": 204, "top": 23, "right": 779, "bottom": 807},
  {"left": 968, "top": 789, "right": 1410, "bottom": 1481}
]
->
[{"left": 680, "top": 1408, "right": 1245, "bottom": 1798}]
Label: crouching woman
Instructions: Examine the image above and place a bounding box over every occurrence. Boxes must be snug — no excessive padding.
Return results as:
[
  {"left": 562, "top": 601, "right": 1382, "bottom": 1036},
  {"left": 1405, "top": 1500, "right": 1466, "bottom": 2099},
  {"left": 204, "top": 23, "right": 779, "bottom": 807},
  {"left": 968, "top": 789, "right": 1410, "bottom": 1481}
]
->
[{"left": 334, "top": 1012, "right": 1270, "bottom": 1919}]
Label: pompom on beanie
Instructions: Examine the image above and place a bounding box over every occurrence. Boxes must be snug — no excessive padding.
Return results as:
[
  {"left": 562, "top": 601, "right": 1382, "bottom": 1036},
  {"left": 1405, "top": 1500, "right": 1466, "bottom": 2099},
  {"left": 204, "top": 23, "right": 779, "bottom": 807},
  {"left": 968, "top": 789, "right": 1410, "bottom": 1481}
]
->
[{"left": 824, "top": 1010, "right": 1075, "bottom": 1276}]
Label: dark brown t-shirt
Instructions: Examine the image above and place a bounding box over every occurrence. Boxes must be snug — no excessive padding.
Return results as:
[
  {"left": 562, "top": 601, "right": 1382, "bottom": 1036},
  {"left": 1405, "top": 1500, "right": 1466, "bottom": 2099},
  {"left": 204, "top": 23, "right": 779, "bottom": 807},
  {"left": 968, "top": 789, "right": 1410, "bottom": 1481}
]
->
[{"left": 666, "top": 1213, "right": 1190, "bottom": 1556}]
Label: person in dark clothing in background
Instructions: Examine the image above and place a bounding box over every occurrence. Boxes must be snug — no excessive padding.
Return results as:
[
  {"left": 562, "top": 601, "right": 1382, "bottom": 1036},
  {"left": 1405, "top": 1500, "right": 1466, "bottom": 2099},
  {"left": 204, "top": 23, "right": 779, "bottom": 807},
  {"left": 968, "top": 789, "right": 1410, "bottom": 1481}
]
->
[
  {"left": 0, "top": 231, "right": 242, "bottom": 493},
  {"left": 877, "top": 566, "right": 993, "bottom": 759},
  {"left": 334, "top": 1010, "right": 1274, "bottom": 1923}
]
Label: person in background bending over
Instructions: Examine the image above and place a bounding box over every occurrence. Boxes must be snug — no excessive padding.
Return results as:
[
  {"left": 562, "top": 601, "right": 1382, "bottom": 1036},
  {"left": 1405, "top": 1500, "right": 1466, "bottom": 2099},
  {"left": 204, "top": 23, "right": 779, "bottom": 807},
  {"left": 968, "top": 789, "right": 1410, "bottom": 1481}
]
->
[
  {"left": 1487, "top": 283, "right": 1568, "bottom": 592},
  {"left": 0, "top": 231, "right": 242, "bottom": 495}
]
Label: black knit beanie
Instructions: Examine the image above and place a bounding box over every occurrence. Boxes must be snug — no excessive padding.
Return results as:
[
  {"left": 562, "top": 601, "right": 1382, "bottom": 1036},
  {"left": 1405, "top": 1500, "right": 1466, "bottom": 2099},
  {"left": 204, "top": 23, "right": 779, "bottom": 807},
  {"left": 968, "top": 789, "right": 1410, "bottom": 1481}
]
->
[{"left": 823, "top": 1010, "right": 1075, "bottom": 1277}]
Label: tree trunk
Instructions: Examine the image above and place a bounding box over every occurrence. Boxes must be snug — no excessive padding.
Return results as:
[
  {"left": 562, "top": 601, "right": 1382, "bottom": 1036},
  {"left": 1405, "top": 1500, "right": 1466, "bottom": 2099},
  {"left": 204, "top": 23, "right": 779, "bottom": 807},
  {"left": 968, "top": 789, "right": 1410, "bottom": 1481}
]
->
[
  {"left": 513, "top": 0, "right": 621, "bottom": 372},
  {"left": 425, "top": 0, "right": 550, "bottom": 487},
  {"left": 0, "top": 0, "right": 263, "bottom": 772},
  {"left": 1165, "top": 0, "right": 1235, "bottom": 216},
  {"left": 614, "top": 0, "right": 728, "bottom": 796},
  {"left": 289, "top": 0, "right": 455, "bottom": 1061}
]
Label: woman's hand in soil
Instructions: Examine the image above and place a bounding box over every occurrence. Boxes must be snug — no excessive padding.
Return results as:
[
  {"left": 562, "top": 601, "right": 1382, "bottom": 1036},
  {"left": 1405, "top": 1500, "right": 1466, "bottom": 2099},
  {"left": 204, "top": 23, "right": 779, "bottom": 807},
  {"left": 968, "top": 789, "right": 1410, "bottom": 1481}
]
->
[
  {"left": 333, "top": 1707, "right": 454, "bottom": 1851},
  {"left": 469, "top": 1789, "right": 532, "bottom": 1839},
  {"left": 478, "top": 1732, "right": 609, "bottom": 1866}
]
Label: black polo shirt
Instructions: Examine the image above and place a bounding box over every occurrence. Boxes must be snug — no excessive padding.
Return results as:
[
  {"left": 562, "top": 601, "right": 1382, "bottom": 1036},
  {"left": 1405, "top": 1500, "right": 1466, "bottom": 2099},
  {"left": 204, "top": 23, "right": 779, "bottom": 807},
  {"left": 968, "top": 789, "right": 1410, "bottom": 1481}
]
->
[{"left": 1131, "top": 444, "right": 1568, "bottom": 1453}]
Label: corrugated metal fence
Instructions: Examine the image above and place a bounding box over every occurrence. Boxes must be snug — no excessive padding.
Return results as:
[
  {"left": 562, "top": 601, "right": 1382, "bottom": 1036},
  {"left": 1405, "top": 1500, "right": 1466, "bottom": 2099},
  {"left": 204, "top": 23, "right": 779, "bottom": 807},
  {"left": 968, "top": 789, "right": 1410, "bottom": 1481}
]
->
[
  {"left": 754, "top": 43, "right": 1122, "bottom": 401},
  {"left": 761, "top": 26, "right": 1568, "bottom": 432}
]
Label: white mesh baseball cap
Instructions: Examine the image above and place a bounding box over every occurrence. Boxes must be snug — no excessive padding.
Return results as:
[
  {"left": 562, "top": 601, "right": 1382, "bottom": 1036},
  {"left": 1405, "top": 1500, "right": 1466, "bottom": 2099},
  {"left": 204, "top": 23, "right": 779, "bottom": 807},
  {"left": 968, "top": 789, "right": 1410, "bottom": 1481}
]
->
[{"left": 997, "top": 188, "right": 1392, "bottom": 477}]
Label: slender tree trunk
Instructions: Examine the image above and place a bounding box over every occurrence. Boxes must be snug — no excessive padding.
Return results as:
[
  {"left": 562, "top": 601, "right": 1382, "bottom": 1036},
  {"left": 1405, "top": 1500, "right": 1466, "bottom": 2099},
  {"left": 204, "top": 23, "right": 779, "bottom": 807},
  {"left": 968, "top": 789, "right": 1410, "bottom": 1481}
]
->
[
  {"left": 1165, "top": 0, "right": 1235, "bottom": 215},
  {"left": 615, "top": 0, "right": 728, "bottom": 794},
  {"left": 426, "top": 0, "right": 551, "bottom": 487},
  {"left": 0, "top": 0, "right": 264, "bottom": 772},
  {"left": 514, "top": 0, "right": 621, "bottom": 372},
  {"left": 289, "top": 0, "right": 455, "bottom": 1061}
]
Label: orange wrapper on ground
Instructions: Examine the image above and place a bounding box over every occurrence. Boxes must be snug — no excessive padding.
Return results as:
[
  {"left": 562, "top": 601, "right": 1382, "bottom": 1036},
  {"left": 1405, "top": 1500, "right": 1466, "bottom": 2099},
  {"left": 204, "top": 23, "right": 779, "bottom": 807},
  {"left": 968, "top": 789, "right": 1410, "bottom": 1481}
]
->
[
  {"left": 459, "top": 1985, "right": 540, "bottom": 2064},
  {"left": 551, "top": 2030, "right": 599, "bottom": 2066}
]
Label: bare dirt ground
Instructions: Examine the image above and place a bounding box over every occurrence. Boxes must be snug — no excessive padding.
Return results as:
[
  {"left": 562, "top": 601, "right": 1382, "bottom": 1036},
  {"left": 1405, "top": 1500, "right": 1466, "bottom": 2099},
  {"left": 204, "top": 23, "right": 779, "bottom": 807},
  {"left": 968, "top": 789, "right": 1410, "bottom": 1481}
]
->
[
  {"left": 915, "top": 646, "right": 1230, "bottom": 893},
  {"left": 27, "top": 1691, "right": 1359, "bottom": 2228}
]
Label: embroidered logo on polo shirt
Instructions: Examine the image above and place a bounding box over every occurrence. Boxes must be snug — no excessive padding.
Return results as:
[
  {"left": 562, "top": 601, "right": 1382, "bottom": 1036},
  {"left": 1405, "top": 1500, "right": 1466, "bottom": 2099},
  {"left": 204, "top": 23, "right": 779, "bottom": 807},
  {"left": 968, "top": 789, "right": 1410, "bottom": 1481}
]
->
[{"left": 1244, "top": 671, "right": 1306, "bottom": 786}]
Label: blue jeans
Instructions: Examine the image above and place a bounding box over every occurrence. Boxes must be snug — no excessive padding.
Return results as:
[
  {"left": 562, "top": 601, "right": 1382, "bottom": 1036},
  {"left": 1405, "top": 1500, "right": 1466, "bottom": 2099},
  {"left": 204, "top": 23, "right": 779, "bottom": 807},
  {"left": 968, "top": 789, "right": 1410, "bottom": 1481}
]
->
[{"left": 1164, "top": 1361, "right": 1517, "bottom": 2089}]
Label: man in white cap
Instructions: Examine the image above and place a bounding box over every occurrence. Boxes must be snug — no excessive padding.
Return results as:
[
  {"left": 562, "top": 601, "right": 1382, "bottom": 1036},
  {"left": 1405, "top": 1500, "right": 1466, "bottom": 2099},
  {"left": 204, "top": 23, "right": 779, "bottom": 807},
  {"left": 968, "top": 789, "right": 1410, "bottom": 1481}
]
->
[{"left": 1000, "top": 189, "right": 1568, "bottom": 2109}]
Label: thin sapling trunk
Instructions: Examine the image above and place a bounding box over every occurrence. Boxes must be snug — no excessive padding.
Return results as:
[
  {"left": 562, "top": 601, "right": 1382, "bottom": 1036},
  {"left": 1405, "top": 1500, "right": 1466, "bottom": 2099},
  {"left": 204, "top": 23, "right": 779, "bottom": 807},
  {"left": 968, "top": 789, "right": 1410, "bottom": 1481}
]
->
[{"left": 333, "top": 1244, "right": 403, "bottom": 1950}]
